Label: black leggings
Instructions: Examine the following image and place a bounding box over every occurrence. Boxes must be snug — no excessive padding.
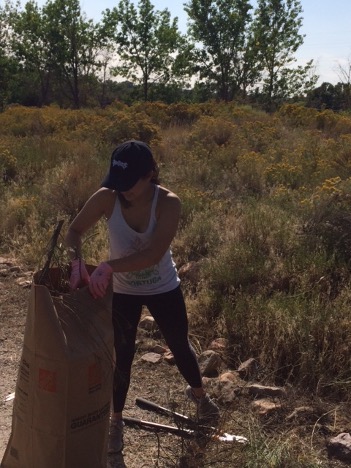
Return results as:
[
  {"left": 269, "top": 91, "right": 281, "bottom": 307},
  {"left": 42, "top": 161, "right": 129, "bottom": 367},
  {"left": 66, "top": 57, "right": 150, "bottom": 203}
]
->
[{"left": 112, "top": 286, "right": 202, "bottom": 413}]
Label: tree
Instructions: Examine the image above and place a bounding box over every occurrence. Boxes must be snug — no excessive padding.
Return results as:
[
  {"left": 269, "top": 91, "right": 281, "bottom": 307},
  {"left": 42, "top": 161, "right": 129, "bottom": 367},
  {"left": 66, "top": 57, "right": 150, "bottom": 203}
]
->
[
  {"left": 335, "top": 56, "right": 351, "bottom": 109},
  {"left": 0, "top": 1, "right": 20, "bottom": 110},
  {"left": 9, "top": 1, "right": 53, "bottom": 106},
  {"left": 306, "top": 82, "right": 351, "bottom": 111},
  {"left": 252, "top": 0, "right": 317, "bottom": 111},
  {"left": 42, "top": 0, "right": 101, "bottom": 108},
  {"left": 0, "top": 4, "right": 10, "bottom": 109},
  {"left": 102, "top": 0, "right": 183, "bottom": 101},
  {"left": 184, "top": 0, "right": 259, "bottom": 102}
]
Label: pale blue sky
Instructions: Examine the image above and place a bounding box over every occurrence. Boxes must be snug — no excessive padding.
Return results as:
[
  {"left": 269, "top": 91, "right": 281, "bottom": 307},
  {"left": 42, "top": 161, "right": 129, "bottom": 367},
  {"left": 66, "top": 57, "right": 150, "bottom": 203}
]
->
[{"left": 36, "top": 0, "right": 351, "bottom": 84}]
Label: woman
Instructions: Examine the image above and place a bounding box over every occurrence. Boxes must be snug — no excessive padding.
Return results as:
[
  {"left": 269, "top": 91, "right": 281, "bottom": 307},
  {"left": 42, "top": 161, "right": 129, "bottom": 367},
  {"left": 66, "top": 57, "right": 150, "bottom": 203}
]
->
[{"left": 65, "top": 140, "right": 219, "bottom": 453}]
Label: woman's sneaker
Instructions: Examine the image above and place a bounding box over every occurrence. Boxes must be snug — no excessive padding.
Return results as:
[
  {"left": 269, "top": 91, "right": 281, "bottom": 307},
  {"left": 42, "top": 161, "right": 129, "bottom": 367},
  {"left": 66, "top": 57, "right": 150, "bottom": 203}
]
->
[
  {"left": 185, "top": 386, "right": 220, "bottom": 423},
  {"left": 108, "top": 419, "right": 124, "bottom": 453}
]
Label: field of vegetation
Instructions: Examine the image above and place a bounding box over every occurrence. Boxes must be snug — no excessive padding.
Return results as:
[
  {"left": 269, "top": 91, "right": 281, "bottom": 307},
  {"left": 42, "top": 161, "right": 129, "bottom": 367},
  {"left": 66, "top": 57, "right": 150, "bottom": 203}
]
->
[{"left": 1, "top": 101, "right": 351, "bottom": 465}]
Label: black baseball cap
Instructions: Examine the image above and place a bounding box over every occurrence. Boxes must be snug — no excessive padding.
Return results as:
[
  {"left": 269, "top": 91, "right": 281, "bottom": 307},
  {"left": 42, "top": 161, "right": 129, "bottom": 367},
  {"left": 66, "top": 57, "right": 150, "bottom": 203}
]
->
[{"left": 101, "top": 140, "right": 154, "bottom": 192}]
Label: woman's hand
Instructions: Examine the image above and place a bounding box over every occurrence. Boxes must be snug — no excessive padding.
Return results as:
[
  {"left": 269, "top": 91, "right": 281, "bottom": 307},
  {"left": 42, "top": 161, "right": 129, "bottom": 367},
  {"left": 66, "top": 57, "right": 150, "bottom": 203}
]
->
[
  {"left": 70, "top": 259, "right": 90, "bottom": 289},
  {"left": 89, "top": 262, "right": 113, "bottom": 298}
]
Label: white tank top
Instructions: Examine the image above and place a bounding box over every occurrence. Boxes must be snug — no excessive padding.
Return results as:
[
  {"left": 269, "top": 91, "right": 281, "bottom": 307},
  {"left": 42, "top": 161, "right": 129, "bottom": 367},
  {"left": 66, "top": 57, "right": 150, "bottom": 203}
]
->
[{"left": 107, "top": 185, "right": 180, "bottom": 295}]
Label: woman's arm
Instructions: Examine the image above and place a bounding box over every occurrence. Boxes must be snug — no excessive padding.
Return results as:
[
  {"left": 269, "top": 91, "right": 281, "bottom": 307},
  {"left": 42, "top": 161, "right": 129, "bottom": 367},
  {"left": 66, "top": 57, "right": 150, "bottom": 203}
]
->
[{"left": 65, "top": 188, "right": 114, "bottom": 260}]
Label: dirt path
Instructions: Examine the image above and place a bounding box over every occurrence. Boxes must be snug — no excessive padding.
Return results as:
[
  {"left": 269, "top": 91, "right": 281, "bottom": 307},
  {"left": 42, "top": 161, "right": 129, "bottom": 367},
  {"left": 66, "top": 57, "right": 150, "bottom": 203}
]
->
[
  {"left": 0, "top": 262, "right": 218, "bottom": 467},
  {"left": 1, "top": 259, "right": 350, "bottom": 467}
]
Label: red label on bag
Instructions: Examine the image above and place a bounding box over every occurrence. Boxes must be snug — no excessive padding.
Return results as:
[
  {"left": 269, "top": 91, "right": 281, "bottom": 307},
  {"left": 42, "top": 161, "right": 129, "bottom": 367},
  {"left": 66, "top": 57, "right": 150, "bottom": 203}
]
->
[{"left": 38, "top": 368, "right": 57, "bottom": 392}]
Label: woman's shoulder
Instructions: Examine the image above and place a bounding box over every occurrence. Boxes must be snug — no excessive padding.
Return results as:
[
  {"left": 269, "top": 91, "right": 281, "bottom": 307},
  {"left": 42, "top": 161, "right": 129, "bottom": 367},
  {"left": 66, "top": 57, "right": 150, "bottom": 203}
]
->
[
  {"left": 157, "top": 186, "right": 181, "bottom": 218},
  {"left": 158, "top": 185, "right": 180, "bottom": 205},
  {"left": 90, "top": 187, "right": 117, "bottom": 217},
  {"left": 90, "top": 187, "right": 117, "bottom": 202}
]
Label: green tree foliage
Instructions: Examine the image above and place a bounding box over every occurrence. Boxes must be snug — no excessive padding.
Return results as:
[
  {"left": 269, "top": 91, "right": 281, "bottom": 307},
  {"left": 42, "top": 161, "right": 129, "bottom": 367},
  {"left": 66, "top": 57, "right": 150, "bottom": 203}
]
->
[
  {"left": 0, "top": 5, "right": 10, "bottom": 110},
  {"left": 335, "top": 58, "right": 351, "bottom": 109},
  {"left": 42, "top": 0, "right": 101, "bottom": 108},
  {"left": 306, "top": 82, "right": 351, "bottom": 111},
  {"left": 184, "top": 0, "right": 259, "bottom": 102},
  {"left": 0, "top": 1, "right": 19, "bottom": 110},
  {"left": 6, "top": 0, "right": 104, "bottom": 108},
  {"left": 102, "top": 0, "right": 183, "bottom": 101},
  {"left": 252, "top": 0, "right": 317, "bottom": 110},
  {"left": 9, "top": 1, "right": 53, "bottom": 106},
  {"left": 0, "top": 0, "right": 323, "bottom": 109}
]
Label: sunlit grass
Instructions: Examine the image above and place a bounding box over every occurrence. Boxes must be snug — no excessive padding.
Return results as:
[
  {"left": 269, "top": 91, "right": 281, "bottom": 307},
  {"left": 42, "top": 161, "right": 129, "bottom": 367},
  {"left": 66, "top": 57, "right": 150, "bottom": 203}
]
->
[{"left": 1, "top": 101, "right": 351, "bottom": 400}]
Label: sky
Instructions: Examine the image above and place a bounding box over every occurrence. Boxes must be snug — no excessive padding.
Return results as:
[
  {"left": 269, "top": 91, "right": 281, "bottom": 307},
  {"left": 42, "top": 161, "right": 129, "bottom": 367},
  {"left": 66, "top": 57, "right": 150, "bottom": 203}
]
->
[{"left": 35, "top": 0, "right": 351, "bottom": 85}]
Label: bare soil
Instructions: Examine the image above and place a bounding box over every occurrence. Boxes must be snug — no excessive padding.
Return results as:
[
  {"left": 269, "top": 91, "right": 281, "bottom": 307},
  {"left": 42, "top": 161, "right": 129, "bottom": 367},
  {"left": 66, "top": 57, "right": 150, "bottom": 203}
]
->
[{"left": 1, "top": 258, "right": 351, "bottom": 467}]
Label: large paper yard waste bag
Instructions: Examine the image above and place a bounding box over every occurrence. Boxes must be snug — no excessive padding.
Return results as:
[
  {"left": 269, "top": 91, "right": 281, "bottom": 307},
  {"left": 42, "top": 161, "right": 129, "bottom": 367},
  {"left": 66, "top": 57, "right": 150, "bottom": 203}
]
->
[{"left": 1, "top": 267, "right": 114, "bottom": 468}]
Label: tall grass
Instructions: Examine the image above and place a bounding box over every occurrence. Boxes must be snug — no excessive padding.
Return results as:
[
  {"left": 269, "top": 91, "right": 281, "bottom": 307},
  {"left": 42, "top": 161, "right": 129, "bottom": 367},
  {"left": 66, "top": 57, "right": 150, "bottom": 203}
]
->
[{"left": 1, "top": 102, "right": 351, "bottom": 401}]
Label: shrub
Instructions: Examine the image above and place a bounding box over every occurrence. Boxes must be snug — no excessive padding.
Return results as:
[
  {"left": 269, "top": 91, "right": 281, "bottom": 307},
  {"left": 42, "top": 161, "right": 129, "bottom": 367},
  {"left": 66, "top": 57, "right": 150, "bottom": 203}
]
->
[
  {"left": 166, "top": 102, "right": 201, "bottom": 126},
  {"left": 186, "top": 115, "right": 238, "bottom": 149},
  {"left": 302, "top": 177, "right": 351, "bottom": 263},
  {"left": 102, "top": 111, "right": 160, "bottom": 145},
  {"left": 174, "top": 208, "right": 222, "bottom": 263},
  {"left": 40, "top": 155, "right": 105, "bottom": 222},
  {"left": 2, "top": 103, "right": 351, "bottom": 400},
  {"left": 1, "top": 194, "right": 38, "bottom": 236},
  {"left": 278, "top": 103, "right": 317, "bottom": 128},
  {"left": 236, "top": 151, "right": 267, "bottom": 194},
  {"left": 0, "top": 148, "right": 17, "bottom": 180}
]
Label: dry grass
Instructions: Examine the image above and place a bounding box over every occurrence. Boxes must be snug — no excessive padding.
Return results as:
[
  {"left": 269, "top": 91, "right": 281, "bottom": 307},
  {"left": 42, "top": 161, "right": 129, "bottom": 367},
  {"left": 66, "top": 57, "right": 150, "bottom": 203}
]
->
[{"left": 1, "top": 102, "right": 351, "bottom": 465}]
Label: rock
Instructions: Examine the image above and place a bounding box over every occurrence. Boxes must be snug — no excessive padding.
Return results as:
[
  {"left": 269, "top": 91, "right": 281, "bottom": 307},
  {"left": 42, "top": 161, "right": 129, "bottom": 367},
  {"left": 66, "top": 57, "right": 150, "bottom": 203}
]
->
[
  {"left": 151, "top": 344, "right": 168, "bottom": 354},
  {"left": 18, "top": 271, "right": 33, "bottom": 278},
  {"left": 0, "top": 265, "right": 22, "bottom": 277},
  {"left": 141, "top": 352, "right": 163, "bottom": 364},
  {"left": 218, "top": 371, "right": 241, "bottom": 383},
  {"left": 247, "top": 384, "right": 286, "bottom": 399},
  {"left": 0, "top": 257, "right": 15, "bottom": 266},
  {"left": 237, "top": 358, "right": 258, "bottom": 380},
  {"left": 208, "top": 338, "right": 228, "bottom": 352},
  {"left": 212, "top": 372, "right": 245, "bottom": 404},
  {"left": 15, "top": 278, "right": 32, "bottom": 288},
  {"left": 217, "top": 381, "right": 240, "bottom": 405},
  {"left": 139, "top": 316, "right": 157, "bottom": 332},
  {"left": 327, "top": 433, "right": 351, "bottom": 462},
  {"left": 164, "top": 351, "right": 175, "bottom": 365},
  {"left": 251, "top": 399, "right": 282, "bottom": 416},
  {"left": 198, "top": 350, "right": 222, "bottom": 377},
  {"left": 137, "top": 338, "right": 159, "bottom": 352}
]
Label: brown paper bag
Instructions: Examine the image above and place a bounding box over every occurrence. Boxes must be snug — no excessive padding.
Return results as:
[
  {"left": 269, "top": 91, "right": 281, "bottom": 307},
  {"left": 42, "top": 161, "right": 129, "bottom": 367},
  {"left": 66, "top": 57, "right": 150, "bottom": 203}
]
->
[{"left": 1, "top": 267, "right": 114, "bottom": 468}]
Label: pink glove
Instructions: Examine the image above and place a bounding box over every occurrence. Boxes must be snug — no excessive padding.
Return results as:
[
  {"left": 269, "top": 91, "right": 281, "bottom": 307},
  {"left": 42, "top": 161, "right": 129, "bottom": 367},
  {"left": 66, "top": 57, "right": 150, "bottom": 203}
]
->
[
  {"left": 70, "top": 258, "right": 90, "bottom": 289},
  {"left": 89, "top": 262, "right": 113, "bottom": 298}
]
